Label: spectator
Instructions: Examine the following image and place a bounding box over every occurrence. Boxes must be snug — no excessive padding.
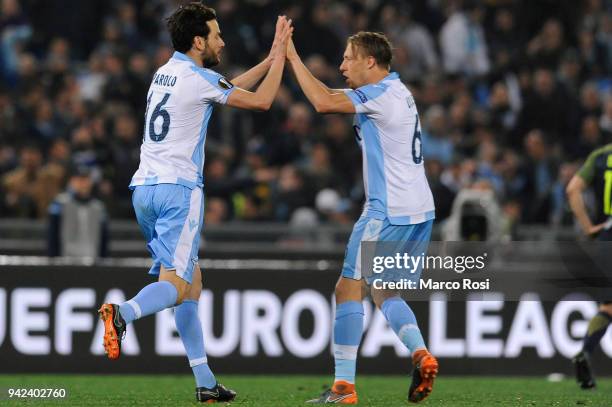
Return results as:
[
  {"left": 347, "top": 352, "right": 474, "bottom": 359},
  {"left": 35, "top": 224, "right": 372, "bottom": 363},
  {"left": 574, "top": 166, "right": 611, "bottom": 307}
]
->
[
  {"left": 577, "top": 28, "right": 608, "bottom": 78},
  {"left": 574, "top": 116, "right": 605, "bottom": 159},
  {"left": 321, "top": 115, "right": 360, "bottom": 194},
  {"left": 551, "top": 161, "right": 580, "bottom": 226},
  {"left": 126, "top": 52, "right": 153, "bottom": 117},
  {"left": 527, "top": 19, "right": 565, "bottom": 69},
  {"left": 1, "top": 145, "right": 45, "bottom": 217},
  {"left": 48, "top": 165, "right": 108, "bottom": 257},
  {"left": 271, "top": 165, "right": 314, "bottom": 222},
  {"left": 0, "top": 0, "right": 32, "bottom": 85},
  {"left": 77, "top": 51, "right": 107, "bottom": 102},
  {"left": 598, "top": 14, "right": 612, "bottom": 73},
  {"left": 498, "top": 149, "right": 527, "bottom": 202},
  {"left": 266, "top": 102, "right": 314, "bottom": 167},
  {"left": 29, "top": 98, "right": 63, "bottom": 146},
  {"left": 292, "top": 3, "right": 342, "bottom": 65},
  {"left": 0, "top": 0, "right": 610, "bottom": 229},
  {"left": 383, "top": 4, "right": 439, "bottom": 81},
  {"left": 37, "top": 138, "right": 70, "bottom": 214},
  {"left": 315, "top": 188, "right": 351, "bottom": 225},
  {"left": 106, "top": 112, "right": 140, "bottom": 216},
  {"left": 425, "top": 159, "right": 455, "bottom": 221},
  {"left": 70, "top": 124, "right": 104, "bottom": 182},
  {"left": 475, "top": 139, "right": 504, "bottom": 195},
  {"left": 422, "top": 105, "right": 453, "bottom": 165},
  {"left": 600, "top": 97, "right": 612, "bottom": 135},
  {"left": 101, "top": 53, "right": 134, "bottom": 104},
  {"left": 0, "top": 143, "right": 17, "bottom": 176},
  {"left": 205, "top": 197, "right": 229, "bottom": 226},
  {"left": 488, "top": 81, "right": 519, "bottom": 141},
  {"left": 487, "top": 7, "right": 521, "bottom": 72},
  {"left": 301, "top": 141, "right": 340, "bottom": 192},
  {"left": 514, "top": 68, "right": 573, "bottom": 150},
  {"left": 439, "top": 0, "right": 489, "bottom": 76},
  {"left": 579, "top": 81, "right": 602, "bottom": 119},
  {"left": 558, "top": 50, "right": 584, "bottom": 94},
  {"left": 522, "top": 130, "right": 558, "bottom": 223},
  {"left": 206, "top": 155, "right": 272, "bottom": 219}
]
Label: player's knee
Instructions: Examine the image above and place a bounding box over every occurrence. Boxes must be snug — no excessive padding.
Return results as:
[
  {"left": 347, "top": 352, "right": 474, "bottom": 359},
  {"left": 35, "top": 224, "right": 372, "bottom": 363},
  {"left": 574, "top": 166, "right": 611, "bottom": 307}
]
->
[
  {"left": 334, "top": 278, "right": 361, "bottom": 304},
  {"left": 371, "top": 289, "right": 398, "bottom": 310},
  {"left": 174, "top": 283, "right": 189, "bottom": 304},
  {"left": 186, "top": 282, "right": 202, "bottom": 302},
  {"left": 371, "top": 292, "right": 385, "bottom": 309},
  {"left": 165, "top": 277, "right": 189, "bottom": 305},
  {"left": 334, "top": 280, "right": 348, "bottom": 302}
]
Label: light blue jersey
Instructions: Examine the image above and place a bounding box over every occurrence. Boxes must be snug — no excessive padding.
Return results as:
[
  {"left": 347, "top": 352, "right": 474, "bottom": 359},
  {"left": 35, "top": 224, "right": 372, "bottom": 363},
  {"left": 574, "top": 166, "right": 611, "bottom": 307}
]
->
[
  {"left": 342, "top": 72, "right": 435, "bottom": 281},
  {"left": 130, "top": 51, "right": 235, "bottom": 190},
  {"left": 130, "top": 52, "right": 234, "bottom": 283},
  {"left": 345, "top": 72, "right": 435, "bottom": 225}
]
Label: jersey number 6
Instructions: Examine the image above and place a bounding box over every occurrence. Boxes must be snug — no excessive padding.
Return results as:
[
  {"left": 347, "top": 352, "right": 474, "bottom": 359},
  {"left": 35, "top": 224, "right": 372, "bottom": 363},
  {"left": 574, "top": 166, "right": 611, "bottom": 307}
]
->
[{"left": 412, "top": 116, "right": 423, "bottom": 164}]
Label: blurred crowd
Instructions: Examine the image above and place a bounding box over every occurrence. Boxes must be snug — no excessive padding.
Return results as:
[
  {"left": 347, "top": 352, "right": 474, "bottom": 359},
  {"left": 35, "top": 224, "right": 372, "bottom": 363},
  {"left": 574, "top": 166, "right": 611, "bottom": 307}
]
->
[{"left": 1, "top": 0, "right": 611, "bottom": 230}]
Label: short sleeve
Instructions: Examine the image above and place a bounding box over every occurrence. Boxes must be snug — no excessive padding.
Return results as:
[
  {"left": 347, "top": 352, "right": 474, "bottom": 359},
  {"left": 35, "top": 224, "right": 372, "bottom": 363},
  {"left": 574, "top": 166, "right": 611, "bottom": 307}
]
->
[
  {"left": 577, "top": 149, "right": 598, "bottom": 185},
  {"left": 191, "top": 66, "right": 236, "bottom": 105},
  {"left": 345, "top": 83, "right": 389, "bottom": 115}
]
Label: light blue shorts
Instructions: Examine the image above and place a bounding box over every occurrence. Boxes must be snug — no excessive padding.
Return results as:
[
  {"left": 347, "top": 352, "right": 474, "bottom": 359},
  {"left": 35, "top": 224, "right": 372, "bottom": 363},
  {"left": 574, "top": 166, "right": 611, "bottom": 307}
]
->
[
  {"left": 132, "top": 184, "right": 204, "bottom": 284},
  {"left": 342, "top": 216, "right": 433, "bottom": 284}
]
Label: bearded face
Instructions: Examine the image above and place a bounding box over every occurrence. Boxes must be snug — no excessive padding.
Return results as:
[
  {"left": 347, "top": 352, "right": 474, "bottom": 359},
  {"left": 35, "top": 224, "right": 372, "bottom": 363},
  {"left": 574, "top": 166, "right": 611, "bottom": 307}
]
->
[
  {"left": 202, "top": 44, "right": 220, "bottom": 68},
  {"left": 200, "top": 20, "right": 224, "bottom": 68}
]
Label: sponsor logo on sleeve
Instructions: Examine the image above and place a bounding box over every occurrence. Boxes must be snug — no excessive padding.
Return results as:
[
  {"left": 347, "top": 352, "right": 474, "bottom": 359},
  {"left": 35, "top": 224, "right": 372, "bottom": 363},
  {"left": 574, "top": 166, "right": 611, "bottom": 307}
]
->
[
  {"left": 354, "top": 89, "right": 368, "bottom": 103},
  {"left": 218, "top": 77, "right": 234, "bottom": 90}
]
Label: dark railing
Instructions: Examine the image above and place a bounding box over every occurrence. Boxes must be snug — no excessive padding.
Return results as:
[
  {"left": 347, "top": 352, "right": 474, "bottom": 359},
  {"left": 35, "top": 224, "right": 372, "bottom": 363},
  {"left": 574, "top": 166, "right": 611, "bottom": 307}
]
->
[{"left": 0, "top": 218, "right": 579, "bottom": 259}]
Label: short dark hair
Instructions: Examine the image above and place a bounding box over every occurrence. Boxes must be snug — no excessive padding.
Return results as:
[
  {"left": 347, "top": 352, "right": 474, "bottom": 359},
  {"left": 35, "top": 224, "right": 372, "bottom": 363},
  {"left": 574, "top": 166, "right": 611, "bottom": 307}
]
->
[
  {"left": 347, "top": 31, "right": 393, "bottom": 69},
  {"left": 166, "top": 2, "right": 217, "bottom": 53}
]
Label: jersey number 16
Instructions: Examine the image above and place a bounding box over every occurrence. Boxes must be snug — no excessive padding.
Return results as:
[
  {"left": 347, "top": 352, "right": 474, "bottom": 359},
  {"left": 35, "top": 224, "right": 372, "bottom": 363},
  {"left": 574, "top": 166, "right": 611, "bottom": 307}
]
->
[{"left": 144, "top": 92, "right": 171, "bottom": 142}]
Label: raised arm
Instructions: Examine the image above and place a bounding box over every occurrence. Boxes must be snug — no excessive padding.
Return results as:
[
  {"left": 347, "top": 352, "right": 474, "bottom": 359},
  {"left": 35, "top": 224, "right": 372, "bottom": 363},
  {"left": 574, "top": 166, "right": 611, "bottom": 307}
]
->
[
  {"left": 230, "top": 60, "right": 272, "bottom": 91},
  {"left": 286, "top": 38, "right": 354, "bottom": 114},
  {"left": 230, "top": 16, "right": 285, "bottom": 90},
  {"left": 225, "top": 17, "right": 292, "bottom": 111}
]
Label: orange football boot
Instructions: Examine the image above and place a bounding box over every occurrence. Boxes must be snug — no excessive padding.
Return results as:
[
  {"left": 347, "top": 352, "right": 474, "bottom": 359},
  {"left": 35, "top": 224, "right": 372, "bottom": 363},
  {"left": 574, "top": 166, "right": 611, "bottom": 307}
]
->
[
  {"left": 98, "top": 303, "right": 126, "bottom": 360},
  {"left": 409, "top": 349, "right": 439, "bottom": 403}
]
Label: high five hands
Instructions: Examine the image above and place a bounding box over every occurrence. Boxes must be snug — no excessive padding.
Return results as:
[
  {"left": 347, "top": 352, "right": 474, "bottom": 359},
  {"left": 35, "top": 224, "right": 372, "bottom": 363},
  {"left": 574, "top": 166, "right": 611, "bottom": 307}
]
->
[{"left": 268, "top": 16, "right": 293, "bottom": 64}]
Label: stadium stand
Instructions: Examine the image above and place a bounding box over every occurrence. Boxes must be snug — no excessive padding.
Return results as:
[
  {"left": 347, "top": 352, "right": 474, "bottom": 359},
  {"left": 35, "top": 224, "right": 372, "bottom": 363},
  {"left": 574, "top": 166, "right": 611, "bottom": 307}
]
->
[{"left": 0, "top": 0, "right": 610, "bottom": 232}]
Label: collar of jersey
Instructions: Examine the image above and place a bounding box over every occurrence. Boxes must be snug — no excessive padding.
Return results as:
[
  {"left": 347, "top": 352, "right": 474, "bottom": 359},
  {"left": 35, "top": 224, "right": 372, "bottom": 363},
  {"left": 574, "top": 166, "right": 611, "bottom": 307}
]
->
[
  {"left": 172, "top": 51, "right": 198, "bottom": 65},
  {"left": 383, "top": 72, "right": 399, "bottom": 82}
]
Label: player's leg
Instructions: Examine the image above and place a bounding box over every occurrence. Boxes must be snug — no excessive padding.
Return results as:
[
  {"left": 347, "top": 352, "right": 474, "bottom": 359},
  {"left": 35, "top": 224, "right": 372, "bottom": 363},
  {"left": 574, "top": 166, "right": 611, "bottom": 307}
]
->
[
  {"left": 174, "top": 264, "right": 236, "bottom": 402},
  {"left": 99, "top": 185, "right": 196, "bottom": 359},
  {"left": 573, "top": 302, "right": 612, "bottom": 389},
  {"left": 306, "top": 276, "right": 363, "bottom": 404},
  {"left": 370, "top": 219, "right": 437, "bottom": 403},
  {"left": 371, "top": 220, "right": 431, "bottom": 357},
  {"left": 371, "top": 289, "right": 426, "bottom": 357},
  {"left": 371, "top": 287, "right": 437, "bottom": 403},
  {"left": 332, "top": 276, "right": 365, "bottom": 391},
  {"left": 176, "top": 265, "right": 212, "bottom": 386},
  {"left": 583, "top": 303, "right": 612, "bottom": 354},
  {"left": 115, "top": 266, "right": 187, "bottom": 325},
  {"left": 308, "top": 217, "right": 375, "bottom": 404},
  {"left": 100, "top": 265, "right": 187, "bottom": 359},
  {"left": 327, "top": 218, "right": 378, "bottom": 402},
  {"left": 111, "top": 185, "right": 195, "bottom": 325}
]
